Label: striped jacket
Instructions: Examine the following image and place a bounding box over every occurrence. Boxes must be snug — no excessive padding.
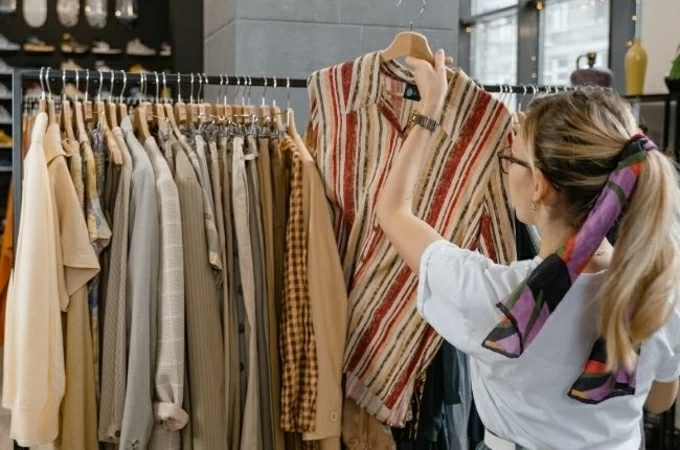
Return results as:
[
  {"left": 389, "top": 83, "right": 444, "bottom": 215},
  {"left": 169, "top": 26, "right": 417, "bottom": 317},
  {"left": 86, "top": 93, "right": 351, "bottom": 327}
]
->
[{"left": 307, "top": 51, "right": 516, "bottom": 426}]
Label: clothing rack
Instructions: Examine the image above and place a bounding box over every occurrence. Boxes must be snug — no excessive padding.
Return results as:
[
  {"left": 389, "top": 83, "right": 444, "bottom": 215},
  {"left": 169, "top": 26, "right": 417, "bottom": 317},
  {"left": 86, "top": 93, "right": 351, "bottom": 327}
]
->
[{"left": 8, "top": 68, "right": 579, "bottom": 450}]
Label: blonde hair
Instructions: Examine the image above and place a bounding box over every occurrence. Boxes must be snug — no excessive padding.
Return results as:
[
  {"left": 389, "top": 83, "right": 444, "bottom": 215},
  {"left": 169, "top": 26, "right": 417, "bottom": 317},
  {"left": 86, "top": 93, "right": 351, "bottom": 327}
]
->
[{"left": 522, "top": 90, "right": 680, "bottom": 371}]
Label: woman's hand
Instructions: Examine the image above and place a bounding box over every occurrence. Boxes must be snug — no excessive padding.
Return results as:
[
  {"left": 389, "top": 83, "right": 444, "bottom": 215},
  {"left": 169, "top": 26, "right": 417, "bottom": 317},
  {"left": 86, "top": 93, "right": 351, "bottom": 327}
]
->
[{"left": 405, "top": 49, "right": 450, "bottom": 118}]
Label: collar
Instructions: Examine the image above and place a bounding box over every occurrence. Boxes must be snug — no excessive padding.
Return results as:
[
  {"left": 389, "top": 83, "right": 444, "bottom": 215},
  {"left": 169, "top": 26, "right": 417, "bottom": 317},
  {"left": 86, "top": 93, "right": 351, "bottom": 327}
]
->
[
  {"left": 44, "top": 123, "right": 67, "bottom": 164},
  {"left": 343, "top": 51, "right": 501, "bottom": 140}
]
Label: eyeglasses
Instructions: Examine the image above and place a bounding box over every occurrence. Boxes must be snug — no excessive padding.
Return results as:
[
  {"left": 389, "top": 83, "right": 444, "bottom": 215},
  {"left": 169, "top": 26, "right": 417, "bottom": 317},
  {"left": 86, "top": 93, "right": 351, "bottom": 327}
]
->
[{"left": 497, "top": 149, "right": 531, "bottom": 174}]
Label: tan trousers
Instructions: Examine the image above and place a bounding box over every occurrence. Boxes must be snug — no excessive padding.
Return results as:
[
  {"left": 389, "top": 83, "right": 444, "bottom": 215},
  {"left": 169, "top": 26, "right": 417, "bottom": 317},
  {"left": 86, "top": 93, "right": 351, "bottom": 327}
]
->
[{"left": 232, "top": 136, "right": 263, "bottom": 450}]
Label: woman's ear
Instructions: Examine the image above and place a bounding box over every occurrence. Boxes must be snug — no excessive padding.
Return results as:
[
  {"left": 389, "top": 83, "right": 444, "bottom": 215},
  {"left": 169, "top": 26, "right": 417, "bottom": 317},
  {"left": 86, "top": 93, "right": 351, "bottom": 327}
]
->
[{"left": 532, "top": 169, "right": 551, "bottom": 204}]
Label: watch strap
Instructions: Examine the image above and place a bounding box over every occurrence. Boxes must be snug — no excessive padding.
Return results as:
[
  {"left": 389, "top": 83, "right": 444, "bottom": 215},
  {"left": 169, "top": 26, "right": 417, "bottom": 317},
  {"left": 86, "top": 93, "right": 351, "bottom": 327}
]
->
[{"left": 411, "top": 111, "right": 438, "bottom": 132}]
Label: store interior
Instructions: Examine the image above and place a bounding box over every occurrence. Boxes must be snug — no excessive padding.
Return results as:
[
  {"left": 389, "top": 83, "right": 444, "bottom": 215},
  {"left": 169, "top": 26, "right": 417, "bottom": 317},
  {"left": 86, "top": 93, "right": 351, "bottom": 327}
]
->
[{"left": 0, "top": 0, "right": 679, "bottom": 449}]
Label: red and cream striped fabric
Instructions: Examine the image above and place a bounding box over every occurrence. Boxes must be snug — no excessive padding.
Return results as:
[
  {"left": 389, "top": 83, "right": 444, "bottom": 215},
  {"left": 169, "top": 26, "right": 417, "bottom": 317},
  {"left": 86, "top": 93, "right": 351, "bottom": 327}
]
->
[{"left": 306, "top": 51, "right": 517, "bottom": 426}]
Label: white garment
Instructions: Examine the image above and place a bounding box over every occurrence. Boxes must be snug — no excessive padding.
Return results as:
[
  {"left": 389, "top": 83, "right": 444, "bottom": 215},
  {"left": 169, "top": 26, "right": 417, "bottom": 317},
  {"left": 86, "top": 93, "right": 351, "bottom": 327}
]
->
[
  {"left": 417, "top": 240, "right": 680, "bottom": 450},
  {"left": 2, "top": 114, "right": 62, "bottom": 446}
]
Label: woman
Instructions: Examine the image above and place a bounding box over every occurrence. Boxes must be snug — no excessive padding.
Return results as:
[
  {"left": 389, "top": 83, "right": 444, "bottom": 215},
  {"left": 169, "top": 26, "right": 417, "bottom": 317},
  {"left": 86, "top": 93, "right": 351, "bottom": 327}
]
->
[{"left": 377, "top": 49, "right": 680, "bottom": 449}]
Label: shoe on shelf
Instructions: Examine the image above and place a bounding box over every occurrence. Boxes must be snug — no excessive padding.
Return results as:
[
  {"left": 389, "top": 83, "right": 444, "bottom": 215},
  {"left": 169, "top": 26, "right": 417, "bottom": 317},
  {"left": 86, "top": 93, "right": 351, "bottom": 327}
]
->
[
  {"left": 0, "top": 130, "right": 11, "bottom": 147},
  {"left": 0, "top": 82, "right": 10, "bottom": 97},
  {"left": 61, "top": 59, "right": 84, "bottom": 71},
  {"left": 128, "top": 63, "right": 149, "bottom": 73},
  {"left": 159, "top": 42, "right": 171, "bottom": 57},
  {"left": 0, "top": 34, "right": 20, "bottom": 52},
  {"left": 92, "top": 40, "right": 122, "bottom": 55},
  {"left": 0, "top": 58, "right": 13, "bottom": 74},
  {"left": 24, "top": 37, "right": 56, "bottom": 53},
  {"left": 0, "top": 105, "right": 11, "bottom": 123},
  {"left": 61, "top": 33, "right": 89, "bottom": 54},
  {"left": 126, "top": 38, "right": 156, "bottom": 56},
  {"left": 95, "top": 60, "right": 112, "bottom": 72}
]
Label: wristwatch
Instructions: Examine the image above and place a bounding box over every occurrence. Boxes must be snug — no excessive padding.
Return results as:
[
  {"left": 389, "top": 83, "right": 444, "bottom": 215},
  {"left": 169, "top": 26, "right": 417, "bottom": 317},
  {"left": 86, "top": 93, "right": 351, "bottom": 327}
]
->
[{"left": 410, "top": 111, "right": 439, "bottom": 132}]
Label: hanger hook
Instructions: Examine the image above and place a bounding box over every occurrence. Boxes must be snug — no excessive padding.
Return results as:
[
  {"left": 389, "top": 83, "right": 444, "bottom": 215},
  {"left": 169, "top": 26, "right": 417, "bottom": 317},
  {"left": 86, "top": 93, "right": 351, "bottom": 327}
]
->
[
  {"left": 189, "top": 73, "right": 195, "bottom": 103},
  {"left": 262, "top": 73, "right": 268, "bottom": 106},
  {"left": 75, "top": 69, "right": 80, "bottom": 99},
  {"left": 176, "top": 73, "right": 182, "bottom": 102},
  {"left": 85, "top": 69, "right": 90, "bottom": 103},
  {"left": 197, "top": 73, "right": 203, "bottom": 102},
  {"left": 248, "top": 76, "right": 252, "bottom": 105},
  {"left": 395, "top": 0, "right": 426, "bottom": 31},
  {"left": 272, "top": 76, "right": 277, "bottom": 108},
  {"left": 97, "top": 69, "right": 103, "bottom": 102},
  {"left": 109, "top": 70, "right": 116, "bottom": 102},
  {"left": 46, "top": 67, "right": 53, "bottom": 99},
  {"left": 217, "top": 74, "right": 223, "bottom": 104},
  {"left": 286, "top": 77, "right": 291, "bottom": 110},
  {"left": 162, "top": 72, "right": 167, "bottom": 103},
  {"left": 120, "top": 70, "right": 127, "bottom": 103},
  {"left": 203, "top": 73, "right": 209, "bottom": 102},
  {"left": 62, "top": 68, "right": 67, "bottom": 102},
  {"left": 224, "top": 74, "right": 229, "bottom": 105},
  {"left": 39, "top": 67, "right": 45, "bottom": 100},
  {"left": 152, "top": 71, "right": 158, "bottom": 103}
]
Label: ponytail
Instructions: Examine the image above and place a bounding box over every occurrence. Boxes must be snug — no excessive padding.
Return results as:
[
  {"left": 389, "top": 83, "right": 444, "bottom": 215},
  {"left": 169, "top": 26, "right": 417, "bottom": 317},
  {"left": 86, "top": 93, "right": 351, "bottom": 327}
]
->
[{"left": 600, "top": 151, "right": 680, "bottom": 371}]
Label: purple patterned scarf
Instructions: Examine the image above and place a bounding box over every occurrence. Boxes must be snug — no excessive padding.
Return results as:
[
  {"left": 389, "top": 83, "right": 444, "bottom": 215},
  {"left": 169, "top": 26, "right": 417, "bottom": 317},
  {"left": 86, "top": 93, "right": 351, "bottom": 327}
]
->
[{"left": 482, "top": 134, "right": 657, "bottom": 404}]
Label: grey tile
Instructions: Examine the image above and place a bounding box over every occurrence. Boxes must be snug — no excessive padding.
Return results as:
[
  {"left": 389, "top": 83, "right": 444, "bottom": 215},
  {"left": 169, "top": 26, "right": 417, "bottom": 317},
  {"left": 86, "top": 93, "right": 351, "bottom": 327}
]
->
[
  {"left": 204, "top": 0, "right": 235, "bottom": 39},
  {"left": 340, "top": 0, "right": 457, "bottom": 30},
  {"left": 204, "top": 22, "right": 237, "bottom": 77},
  {"left": 236, "top": 0, "right": 340, "bottom": 23},
  {"left": 362, "top": 26, "right": 457, "bottom": 56},
  {"left": 232, "top": 19, "right": 363, "bottom": 79}
]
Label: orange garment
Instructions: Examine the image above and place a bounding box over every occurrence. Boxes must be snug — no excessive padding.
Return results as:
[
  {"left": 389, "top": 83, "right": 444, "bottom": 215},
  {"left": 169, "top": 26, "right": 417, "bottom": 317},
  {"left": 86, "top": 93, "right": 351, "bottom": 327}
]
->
[{"left": 0, "top": 185, "right": 12, "bottom": 346}]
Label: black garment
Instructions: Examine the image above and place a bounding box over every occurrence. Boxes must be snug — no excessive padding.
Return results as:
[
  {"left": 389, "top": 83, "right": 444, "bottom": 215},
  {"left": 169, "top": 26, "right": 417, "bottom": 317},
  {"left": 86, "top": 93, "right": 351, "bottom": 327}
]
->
[{"left": 392, "top": 342, "right": 460, "bottom": 448}]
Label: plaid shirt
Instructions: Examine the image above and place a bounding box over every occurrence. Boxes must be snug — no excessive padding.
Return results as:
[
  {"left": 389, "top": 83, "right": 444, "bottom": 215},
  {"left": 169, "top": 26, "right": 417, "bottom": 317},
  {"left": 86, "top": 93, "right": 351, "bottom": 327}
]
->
[{"left": 280, "top": 136, "right": 318, "bottom": 432}]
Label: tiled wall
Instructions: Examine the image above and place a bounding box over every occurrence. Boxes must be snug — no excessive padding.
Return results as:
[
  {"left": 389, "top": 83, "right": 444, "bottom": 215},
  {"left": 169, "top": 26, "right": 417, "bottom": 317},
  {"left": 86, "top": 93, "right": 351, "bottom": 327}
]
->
[{"left": 203, "top": 0, "right": 459, "bottom": 127}]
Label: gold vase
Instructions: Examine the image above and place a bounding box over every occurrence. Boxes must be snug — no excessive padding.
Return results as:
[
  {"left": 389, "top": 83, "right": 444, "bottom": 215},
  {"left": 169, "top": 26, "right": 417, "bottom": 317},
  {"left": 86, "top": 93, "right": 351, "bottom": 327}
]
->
[{"left": 625, "top": 38, "right": 648, "bottom": 95}]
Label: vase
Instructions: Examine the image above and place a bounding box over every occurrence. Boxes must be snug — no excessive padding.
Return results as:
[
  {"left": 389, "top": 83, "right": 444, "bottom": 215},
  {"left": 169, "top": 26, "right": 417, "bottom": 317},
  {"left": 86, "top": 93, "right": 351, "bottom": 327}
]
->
[{"left": 625, "top": 38, "right": 648, "bottom": 96}]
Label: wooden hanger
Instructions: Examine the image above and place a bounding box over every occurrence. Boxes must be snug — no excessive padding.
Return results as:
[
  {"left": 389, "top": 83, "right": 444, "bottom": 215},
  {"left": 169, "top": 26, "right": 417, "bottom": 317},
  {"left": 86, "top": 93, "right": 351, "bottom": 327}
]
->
[
  {"left": 380, "top": 1, "right": 454, "bottom": 67},
  {"left": 164, "top": 103, "right": 184, "bottom": 140},
  {"left": 84, "top": 69, "right": 94, "bottom": 124},
  {"left": 44, "top": 68, "right": 58, "bottom": 124},
  {"left": 106, "top": 71, "right": 118, "bottom": 129},
  {"left": 174, "top": 73, "right": 188, "bottom": 125},
  {"left": 62, "top": 98, "right": 76, "bottom": 144},
  {"left": 215, "top": 75, "right": 226, "bottom": 121},
  {"left": 286, "top": 108, "right": 299, "bottom": 139},
  {"left": 272, "top": 105, "right": 284, "bottom": 130},
  {"left": 135, "top": 102, "right": 152, "bottom": 141},
  {"left": 118, "top": 70, "right": 128, "bottom": 119},
  {"left": 151, "top": 72, "right": 166, "bottom": 128},
  {"left": 95, "top": 71, "right": 122, "bottom": 164}
]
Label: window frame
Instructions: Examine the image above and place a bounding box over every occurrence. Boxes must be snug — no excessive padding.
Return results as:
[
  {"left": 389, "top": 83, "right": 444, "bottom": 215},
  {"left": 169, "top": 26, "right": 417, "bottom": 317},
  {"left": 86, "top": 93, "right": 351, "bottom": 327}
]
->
[{"left": 458, "top": 0, "right": 637, "bottom": 93}]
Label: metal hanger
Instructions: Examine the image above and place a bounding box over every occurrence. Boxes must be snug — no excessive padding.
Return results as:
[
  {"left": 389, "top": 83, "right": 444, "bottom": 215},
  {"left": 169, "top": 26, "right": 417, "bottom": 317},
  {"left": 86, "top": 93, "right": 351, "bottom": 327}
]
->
[
  {"left": 107, "top": 70, "right": 119, "bottom": 128},
  {"left": 153, "top": 71, "right": 166, "bottom": 126},
  {"left": 38, "top": 67, "right": 47, "bottom": 113},
  {"left": 46, "top": 67, "right": 58, "bottom": 125},
  {"left": 135, "top": 72, "right": 152, "bottom": 140},
  {"left": 118, "top": 70, "right": 128, "bottom": 119},
  {"left": 62, "top": 68, "right": 76, "bottom": 144},
  {"left": 174, "top": 72, "right": 187, "bottom": 124},
  {"left": 382, "top": 0, "right": 437, "bottom": 65}
]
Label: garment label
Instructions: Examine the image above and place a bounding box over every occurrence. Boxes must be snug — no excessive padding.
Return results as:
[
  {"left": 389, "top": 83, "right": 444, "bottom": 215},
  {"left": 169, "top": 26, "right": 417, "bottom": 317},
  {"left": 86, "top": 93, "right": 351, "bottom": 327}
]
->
[{"left": 403, "top": 83, "right": 421, "bottom": 101}]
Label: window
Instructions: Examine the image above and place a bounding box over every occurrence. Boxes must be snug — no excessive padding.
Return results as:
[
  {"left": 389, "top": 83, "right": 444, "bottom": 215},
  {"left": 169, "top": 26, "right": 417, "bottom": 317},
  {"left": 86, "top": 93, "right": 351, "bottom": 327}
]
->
[
  {"left": 471, "top": 0, "right": 517, "bottom": 15},
  {"left": 471, "top": 15, "right": 518, "bottom": 85},
  {"left": 540, "top": 0, "right": 610, "bottom": 85},
  {"left": 461, "top": 0, "right": 623, "bottom": 90}
]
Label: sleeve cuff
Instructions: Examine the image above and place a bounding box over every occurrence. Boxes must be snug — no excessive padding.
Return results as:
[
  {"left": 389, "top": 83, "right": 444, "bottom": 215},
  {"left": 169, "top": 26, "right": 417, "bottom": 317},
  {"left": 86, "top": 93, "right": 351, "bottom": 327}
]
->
[{"left": 417, "top": 239, "right": 448, "bottom": 319}]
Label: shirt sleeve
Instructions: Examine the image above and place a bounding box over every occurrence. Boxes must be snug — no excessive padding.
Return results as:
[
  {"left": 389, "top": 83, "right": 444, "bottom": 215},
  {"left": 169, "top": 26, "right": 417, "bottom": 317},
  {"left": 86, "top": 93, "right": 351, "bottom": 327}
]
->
[
  {"left": 417, "top": 240, "right": 538, "bottom": 360},
  {"left": 655, "top": 309, "right": 680, "bottom": 382}
]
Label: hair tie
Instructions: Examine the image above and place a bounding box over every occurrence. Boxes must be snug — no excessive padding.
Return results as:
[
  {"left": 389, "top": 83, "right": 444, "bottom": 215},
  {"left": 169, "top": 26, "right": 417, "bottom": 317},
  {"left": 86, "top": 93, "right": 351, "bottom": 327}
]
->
[{"left": 482, "top": 134, "right": 657, "bottom": 404}]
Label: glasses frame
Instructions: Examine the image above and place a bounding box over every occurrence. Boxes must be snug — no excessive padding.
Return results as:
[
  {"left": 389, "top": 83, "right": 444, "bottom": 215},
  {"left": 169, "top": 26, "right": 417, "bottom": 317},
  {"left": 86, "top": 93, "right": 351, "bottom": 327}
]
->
[{"left": 497, "top": 148, "right": 531, "bottom": 174}]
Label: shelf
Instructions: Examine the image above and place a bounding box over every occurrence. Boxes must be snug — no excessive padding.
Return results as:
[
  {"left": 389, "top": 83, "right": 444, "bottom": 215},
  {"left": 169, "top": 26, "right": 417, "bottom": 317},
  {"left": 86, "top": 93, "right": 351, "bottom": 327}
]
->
[
  {"left": 0, "top": 97, "right": 11, "bottom": 100},
  {"left": 622, "top": 93, "right": 678, "bottom": 102},
  {"left": 0, "top": 145, "right": 11, "bottom": 150},
  {"left": 0, "top": 167, "right": 11, "bottom": 173}
]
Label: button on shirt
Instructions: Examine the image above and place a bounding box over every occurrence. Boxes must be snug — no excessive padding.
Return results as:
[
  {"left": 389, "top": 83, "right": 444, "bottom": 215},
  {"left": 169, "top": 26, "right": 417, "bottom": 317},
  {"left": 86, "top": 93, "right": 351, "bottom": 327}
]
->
[
  {"left": 307, "top": 52, "right": 516, "bottom": 425},
  {"left": 418, "top": 240, "right": 680, "bottom": 449}
]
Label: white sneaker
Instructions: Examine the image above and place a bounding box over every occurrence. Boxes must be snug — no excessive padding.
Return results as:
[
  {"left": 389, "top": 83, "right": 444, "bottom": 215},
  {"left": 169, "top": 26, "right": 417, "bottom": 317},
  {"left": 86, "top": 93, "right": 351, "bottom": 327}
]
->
[
  {"left": 0, "top": 58, "right": 13, "bottom": 73},
  {"left": 0, "top": 34, "right": 20, "bottom": 51},
  {"left": 160, "top": 41, "right": 171, "bottom": 57},
  {"left": 95, "top": 60, "right": 112, "bottom": 72},
  {"left": 92, "top": 40, "right": 122, "bottom": 55},
  {"left": 126, "top": 38, "right": 156, "bottom": 56},
  {"left": 0, "top": 82, "right": 10, "bottom": 97},
  {"left": 0, "top": 105, "right": 11, "bottom": 123}
]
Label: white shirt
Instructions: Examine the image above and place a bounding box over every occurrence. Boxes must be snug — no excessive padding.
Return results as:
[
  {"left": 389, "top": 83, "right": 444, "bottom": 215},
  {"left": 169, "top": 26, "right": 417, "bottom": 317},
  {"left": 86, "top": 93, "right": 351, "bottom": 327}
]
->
[
  {"left": 2, "top": 113, "right": 64, "bottom": 446},
  {"left": 418, "top": 240, "right": 680, "bottom": 450}
]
